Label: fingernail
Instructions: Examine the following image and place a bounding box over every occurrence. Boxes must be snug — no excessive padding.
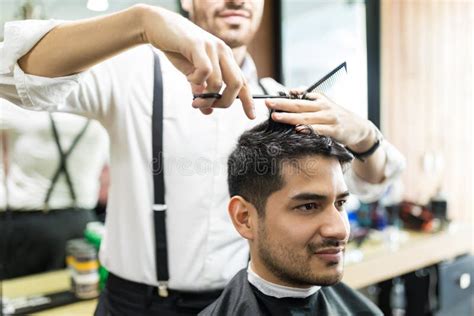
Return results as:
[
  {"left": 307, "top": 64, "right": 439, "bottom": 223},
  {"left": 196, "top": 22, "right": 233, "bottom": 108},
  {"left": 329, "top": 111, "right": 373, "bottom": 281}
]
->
[
  {"left": 266, "top": 99, "right": 274, "bottom": 107},
  {"left": 273, "top": 112, "right": 280, "bottom": 119}
]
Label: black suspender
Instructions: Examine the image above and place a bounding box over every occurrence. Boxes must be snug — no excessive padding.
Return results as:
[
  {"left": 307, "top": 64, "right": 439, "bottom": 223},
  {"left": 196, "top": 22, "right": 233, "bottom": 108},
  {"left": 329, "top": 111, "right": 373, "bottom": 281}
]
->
[
  {"left": 44, "top": 113, "right": 90, "bottom": 211},
  {"left": 151, "top": 52, "right": 169, "bottom": 297}
]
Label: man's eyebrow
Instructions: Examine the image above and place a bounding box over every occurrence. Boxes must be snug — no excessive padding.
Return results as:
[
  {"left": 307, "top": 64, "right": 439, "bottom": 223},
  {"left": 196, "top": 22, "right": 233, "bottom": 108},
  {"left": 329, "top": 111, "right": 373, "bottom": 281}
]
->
[
  {"left": 290, "top": 191, "right": 350, "bottom": 201},
  {"left": 290, "top": 193, "right": 327, "bottom": 201},
  {"left": 337, "top": 191, "right": 350, "bottom": 199}
]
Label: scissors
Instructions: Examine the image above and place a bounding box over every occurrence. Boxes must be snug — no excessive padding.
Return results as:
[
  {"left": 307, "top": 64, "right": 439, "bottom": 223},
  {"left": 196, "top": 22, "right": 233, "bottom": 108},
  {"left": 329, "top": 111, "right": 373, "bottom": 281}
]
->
[
  {"left": 192, "top": 62, "right": 347, "bottom": 101},
  {"left": 193, "top": 91, "right": 306, "bottom": 100}
]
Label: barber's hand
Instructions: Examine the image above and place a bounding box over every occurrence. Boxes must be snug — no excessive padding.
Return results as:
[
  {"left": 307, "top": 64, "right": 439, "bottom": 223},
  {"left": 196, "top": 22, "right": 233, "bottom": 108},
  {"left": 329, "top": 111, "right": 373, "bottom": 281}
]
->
[
  {"left": 265, "top": 90, "right": 376, "bottom": 151},
  {"left": 140, "top": 5, "right": 254, "bottom": 119}
]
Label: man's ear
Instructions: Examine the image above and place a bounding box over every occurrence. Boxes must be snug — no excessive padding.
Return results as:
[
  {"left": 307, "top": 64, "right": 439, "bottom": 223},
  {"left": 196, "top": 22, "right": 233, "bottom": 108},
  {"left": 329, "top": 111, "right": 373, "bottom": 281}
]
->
[
  {"left": 228, "top": 196, "right": 256, "bottom": 241},
  {"left": 180, "top": 0, "right": 192, "bottom": 14}
]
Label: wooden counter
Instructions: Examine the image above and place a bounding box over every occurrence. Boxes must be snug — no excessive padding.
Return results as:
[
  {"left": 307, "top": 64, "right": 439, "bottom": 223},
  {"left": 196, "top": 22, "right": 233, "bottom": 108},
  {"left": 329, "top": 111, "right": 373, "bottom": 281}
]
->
[
  {"left": 2, "top": 270, "right": 97, "bottom": 315},
  {"left": 344, "top": 223, "right": 474, "bottom": 289},
  {"left": 2, "top": 224, "right": 473, "bottom": 314}
]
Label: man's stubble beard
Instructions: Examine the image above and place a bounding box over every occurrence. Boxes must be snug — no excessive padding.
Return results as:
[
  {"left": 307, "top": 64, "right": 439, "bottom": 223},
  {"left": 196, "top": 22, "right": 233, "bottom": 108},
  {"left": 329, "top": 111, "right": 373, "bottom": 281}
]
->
[{"left": 257, "top": 222, "right": 343, "bottom": 287}]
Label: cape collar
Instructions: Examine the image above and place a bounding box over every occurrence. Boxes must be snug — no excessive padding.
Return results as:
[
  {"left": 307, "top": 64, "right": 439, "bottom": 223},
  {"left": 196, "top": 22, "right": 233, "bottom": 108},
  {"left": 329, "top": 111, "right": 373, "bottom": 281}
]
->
[{"left": 247, "top": 263, "right": 321, "bottom": 299}]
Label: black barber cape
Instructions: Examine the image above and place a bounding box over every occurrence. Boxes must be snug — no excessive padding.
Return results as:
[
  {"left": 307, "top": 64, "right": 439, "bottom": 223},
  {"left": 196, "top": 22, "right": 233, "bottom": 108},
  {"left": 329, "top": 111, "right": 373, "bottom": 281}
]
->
[{"left": 199, "top": 269, "right": 382, "bottom": 316}]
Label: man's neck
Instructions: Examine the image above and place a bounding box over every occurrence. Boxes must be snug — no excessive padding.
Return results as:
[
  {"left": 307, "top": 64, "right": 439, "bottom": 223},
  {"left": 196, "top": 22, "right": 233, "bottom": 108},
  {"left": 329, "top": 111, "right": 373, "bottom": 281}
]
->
[
  {"left": 232, "top": 46, "right": 248, "bottom": 66},
  {"left": 247, "top": 262, "right": 321, "bottom": 299}
]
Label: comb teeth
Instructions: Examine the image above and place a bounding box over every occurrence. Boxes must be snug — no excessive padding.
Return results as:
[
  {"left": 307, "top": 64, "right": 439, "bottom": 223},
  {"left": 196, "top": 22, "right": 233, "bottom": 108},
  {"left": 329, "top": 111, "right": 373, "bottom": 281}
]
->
[{"left": 305, "top": 62, "right": 347, "bottom": 95}]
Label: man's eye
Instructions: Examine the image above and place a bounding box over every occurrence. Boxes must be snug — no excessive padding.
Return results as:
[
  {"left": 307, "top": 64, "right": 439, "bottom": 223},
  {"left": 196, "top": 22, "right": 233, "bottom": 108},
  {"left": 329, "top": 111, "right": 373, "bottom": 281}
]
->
[
  {"left": 296, "top": 203, "right": 321, "bottom": 212},
  {"left": 335, "top": 200, "right": 347, "bottom": 210}
]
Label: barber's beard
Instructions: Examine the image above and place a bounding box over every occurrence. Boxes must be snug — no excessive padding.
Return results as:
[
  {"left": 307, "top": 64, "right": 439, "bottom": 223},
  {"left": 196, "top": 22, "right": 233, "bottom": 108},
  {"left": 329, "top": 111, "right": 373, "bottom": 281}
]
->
[
  {"left": 257, "top": 225, "right": 343, "bottom": 287},
  {"left": 190, "top": 1, "right": 251, "bottom": 48}
]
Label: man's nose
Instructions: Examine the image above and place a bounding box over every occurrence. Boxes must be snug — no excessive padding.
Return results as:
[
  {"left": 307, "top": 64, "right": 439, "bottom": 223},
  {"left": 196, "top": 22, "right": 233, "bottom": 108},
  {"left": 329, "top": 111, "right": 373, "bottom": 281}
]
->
[
  {"left": 227, "top": 0, "right": 245, "bottom": 7},
  {"left": 318, "top": 206, "right": 350, "bottom": 242}
]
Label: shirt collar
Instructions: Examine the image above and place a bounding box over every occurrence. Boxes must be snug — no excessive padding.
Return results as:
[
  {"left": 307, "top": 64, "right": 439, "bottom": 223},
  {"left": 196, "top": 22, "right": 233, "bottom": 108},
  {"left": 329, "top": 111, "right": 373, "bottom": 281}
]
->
[{"left": 247, "top": 262, "right": 321, "bottom": 299}]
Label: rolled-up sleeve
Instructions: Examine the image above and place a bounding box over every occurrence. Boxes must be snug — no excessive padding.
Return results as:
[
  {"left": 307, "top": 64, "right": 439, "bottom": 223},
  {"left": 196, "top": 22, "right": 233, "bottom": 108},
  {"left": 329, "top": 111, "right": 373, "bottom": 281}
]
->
[
  {"left": 0, "top": 20, "right": 63, "bottom": 106},
  {"left": 11, "top": 63, "right": 85, "bottom": 111},
  {"left": 0, "top": 20, "right": 84, "bottom": 109},
  {"left": 344, "top": 140, "right": 406, "bottom": 203},
  {"left": 0, "top": 19, "right": 116, "bottom": 124},
  {"left": 0, "top": 20, "right": 64, "bottom": 74}
]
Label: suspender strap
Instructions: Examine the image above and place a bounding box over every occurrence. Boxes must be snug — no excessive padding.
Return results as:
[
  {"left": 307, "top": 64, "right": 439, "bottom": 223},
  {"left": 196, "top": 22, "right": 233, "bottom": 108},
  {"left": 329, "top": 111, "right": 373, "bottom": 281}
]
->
[
  {"left": 44, "top": 114, "right": 90, "bottom": 210},
  {"left": 151, "top": 52, "right": 169, "bottom": 296}
]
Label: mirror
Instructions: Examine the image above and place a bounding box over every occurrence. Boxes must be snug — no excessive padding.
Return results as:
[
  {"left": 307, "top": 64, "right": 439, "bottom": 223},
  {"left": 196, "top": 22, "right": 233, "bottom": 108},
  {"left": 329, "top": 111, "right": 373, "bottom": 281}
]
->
[{"left": 279, "top": 0, "right": 380, "bottom": 127}]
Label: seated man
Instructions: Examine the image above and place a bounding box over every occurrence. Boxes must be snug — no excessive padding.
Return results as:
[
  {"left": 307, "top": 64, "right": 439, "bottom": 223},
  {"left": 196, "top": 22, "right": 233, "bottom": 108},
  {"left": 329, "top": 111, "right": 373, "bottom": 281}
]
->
[{"left": 200, "top": 118, "right": 382, "bottom": 316}]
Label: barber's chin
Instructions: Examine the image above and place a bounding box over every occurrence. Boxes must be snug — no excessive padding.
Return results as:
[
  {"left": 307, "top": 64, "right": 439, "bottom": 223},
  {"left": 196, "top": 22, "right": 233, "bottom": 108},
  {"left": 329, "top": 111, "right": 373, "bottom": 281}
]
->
[
  {"left": 221, "top": 37, "right": 246, "bottom": 49},
  {"left": 217, "top": 30, "right": 250, "bottom": 47}
]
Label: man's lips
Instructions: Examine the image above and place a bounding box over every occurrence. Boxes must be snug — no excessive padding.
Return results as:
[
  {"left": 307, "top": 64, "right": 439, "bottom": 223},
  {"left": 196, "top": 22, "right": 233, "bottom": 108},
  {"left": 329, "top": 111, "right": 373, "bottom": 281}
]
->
[
  {"left": 314, "top": 247, "right": 344, "bottom": 254},
  {"left": 217, "top": 9, "right": 251, "bottom": 19},
  {"left": 313, "top": 247, "right": 344, "bottom": 261},
  {"left": 215, "top": 8, "right": 251, "bottom": 26}
]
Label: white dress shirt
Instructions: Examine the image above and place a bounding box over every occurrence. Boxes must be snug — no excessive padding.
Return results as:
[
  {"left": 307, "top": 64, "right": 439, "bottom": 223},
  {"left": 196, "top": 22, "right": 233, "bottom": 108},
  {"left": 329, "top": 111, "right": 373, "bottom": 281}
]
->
[
  {"left": 0, "top": 19, "right": 405, "bottom": 291},
  {"left": 0, "top": 100, "right": 109, "bottom": 210}
]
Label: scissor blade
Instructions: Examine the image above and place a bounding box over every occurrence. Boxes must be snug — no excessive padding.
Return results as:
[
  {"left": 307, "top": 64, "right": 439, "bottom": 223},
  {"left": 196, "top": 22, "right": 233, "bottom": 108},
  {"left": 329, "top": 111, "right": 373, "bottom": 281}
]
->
[{"left": 192, "top": 93, "right": 290, "bottom": 100}]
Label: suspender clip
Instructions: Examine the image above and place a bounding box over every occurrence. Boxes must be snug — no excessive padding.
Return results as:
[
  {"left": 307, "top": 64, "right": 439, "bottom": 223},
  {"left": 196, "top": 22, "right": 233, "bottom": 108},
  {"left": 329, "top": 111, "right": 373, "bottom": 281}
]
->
[
  {"left": 158, "top": 281, "right": 169, "bottom": 297},
  {"left": 153, "top": 204, "right": 167, "bottom": 212}
]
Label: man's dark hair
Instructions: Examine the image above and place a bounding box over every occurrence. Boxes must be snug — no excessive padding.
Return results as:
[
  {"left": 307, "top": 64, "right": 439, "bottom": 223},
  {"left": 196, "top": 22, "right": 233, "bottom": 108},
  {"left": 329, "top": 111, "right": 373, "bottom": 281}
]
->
[{"left": 227, "top": 118, "right": 353, "bottom": 216}]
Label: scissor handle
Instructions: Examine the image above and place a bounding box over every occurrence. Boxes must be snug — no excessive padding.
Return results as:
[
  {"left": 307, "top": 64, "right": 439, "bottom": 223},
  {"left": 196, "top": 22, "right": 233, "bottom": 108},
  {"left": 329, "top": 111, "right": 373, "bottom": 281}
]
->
[{"left": 192, "top": 93, "right": 222, "bottom": 100}]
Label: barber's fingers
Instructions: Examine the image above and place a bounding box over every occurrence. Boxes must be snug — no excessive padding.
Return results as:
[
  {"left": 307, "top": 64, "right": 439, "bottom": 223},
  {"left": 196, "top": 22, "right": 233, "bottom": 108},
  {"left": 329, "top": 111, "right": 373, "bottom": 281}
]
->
[
  {"left": 188, "top": 43, "right": 254, "bottom": 119},
  {"left": 185, "top": 43, "right": 213, "bottom": 86},
  {"left": 287, "top": 89, "right": 327, "bottom": 101},
  {"left": 167, "top": 39, "right": 254, "bottom": 119},
  {"left": 214, "top": 74, "right": 254, "bottom": 120},
  {"left": 288, "top": 87, "right": 306, "bottom": 96},
  {"left": 303, "top": 92, "right": 326, "bottom": 100},
  {"left": 237, "top": 80, "right": 255, "bottom": 119},
  {"left": 191, "top": 43, "right": 223, "bottom": 109},
  {"left": 209, "top": 46, "right": 239, "bottom": 109},
  {"left": 199, "top": 107, "right": 214, "bottom": 115},
  {"left": 295, "top": 124, "right": 335, "bottom": 138},
  {"left": 210, "top": 46, "right": 254, "bottom": 119},
  {"left": 271, "top": 110, "right": 337, "bottom": 126},
  {"left": 265, "top": 97, "right": 328, "bottom": 113},
  {"left": 164, "top": 52, "right": 209, "bottom": 101}
]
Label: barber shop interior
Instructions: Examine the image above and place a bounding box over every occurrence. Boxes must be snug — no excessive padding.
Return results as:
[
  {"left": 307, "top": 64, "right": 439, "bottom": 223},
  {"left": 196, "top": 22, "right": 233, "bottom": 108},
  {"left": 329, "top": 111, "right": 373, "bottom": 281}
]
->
[{"left": 0, "top": 0, "right": 473, "bottom": 315}]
